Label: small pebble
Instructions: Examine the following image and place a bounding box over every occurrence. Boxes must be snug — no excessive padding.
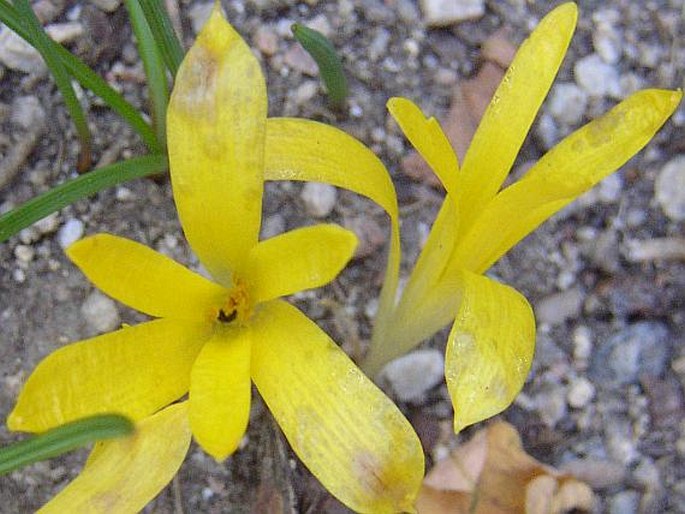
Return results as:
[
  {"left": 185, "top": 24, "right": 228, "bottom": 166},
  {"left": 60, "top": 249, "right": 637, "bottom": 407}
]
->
[
  {"left": 590, "top": 322, "right": 671, "bottom": 386},
  {"left": 81, "top": 291, "right": 120, "bottom": 334},
  {"left": 572, "top": 325, "right": 593, "bottom": 366},
  {"left": 89, "top": 0, "right": 121, "bottom": 12},
  {"left": 534, "top": 381, "right": 568, "bottom": 427},
  {"left": 187, "top": 2, "right": 213, "bottom": 35},
  {"left": 381, "top": 349, "right": 444, "bottom": 402},
  {"left": 548, "top": 82, "right": 588, "bottom": 125},
  {"left": 563, "top": 458, "right": 626, "bottom": 489},
  {"left": 284, "top": 44, "right": 318, "bottom": 76},
  {"left": 300, "top": 182, "right": 337, "bottom": 218},
  {"left": 254, "top": 26, "right": 279, "bottom": 56},
  {"left": 624, "top": 238, "right": 685, "bottom": 262},
  {"left": 0, "top": 28, "right": 46, "bottom": 73},
  {"left": 592, "top": 9, "right": 622, "bottom": 64},
  {"left": 655, "top": 155, "right": 685, "bottom": 221},
  {"left": 57, "top": 219, "right": 85, "bottom": 249},
  {"left": 115, "top": 186, "right": 135, "bottom": 202},
  {"left": 35, "top": 212, "right": 60, "bottom": 235},
  {"left": 574, "top": 53, "right": 621, "bottom": 98},
  {"left": 567, "top": 376, "right": 595, "bottom": 409},
  {"left": 260, "top": 214, "right": 286, "bottom": 240},
  {"left": 609, "top": 490, "right": 639, "bottom": 514},
  {"left": 293, "top": 80, "right": 318, "bottom": 105},
  {"left": 535, "top": 288, "right": 583, "bottom": 326},
  {"left": 420, "top": 0, "right": 485, "bottom": 27},
  {"left": 14, "top": 244, "right": 35, "bottom": 264}
]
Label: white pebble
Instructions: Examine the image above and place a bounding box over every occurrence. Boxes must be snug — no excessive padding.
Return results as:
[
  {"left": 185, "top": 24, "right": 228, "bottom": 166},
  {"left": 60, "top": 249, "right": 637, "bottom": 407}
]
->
[
  {"left": 35, "top": 212, "right": 60, "bottom": 235},
  {"left": 655, "top": 155, "right": 685, "bottom": 221},
  {"left": 81, "top": 291, "right": 120, "bottom": 334},
  {"left": 567, "top": 376, "right": 595, "bottom": 408},
  {"left": 381, "top": 349, "right": 444, "bottom": 402},
  {"left": 420, "top": 0, "right": 485, "bottom": 27},
  {"left": 574, "top": 53, "right": 621, "bottom": 98},
  {"left": 14, "top": 244, "right": 35, "bottom": 263},
  {"left": 548, "top": 82, "right": 588, "bottom": 126},
  {"left": 300, "top": 182, "right": 337, "bottom": 218},
  {"left": 57, "top": 218, "right": 84, "bottom": 249}
]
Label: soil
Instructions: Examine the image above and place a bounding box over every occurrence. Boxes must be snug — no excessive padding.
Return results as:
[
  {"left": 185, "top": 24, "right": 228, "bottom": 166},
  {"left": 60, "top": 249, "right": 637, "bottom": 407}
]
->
[{"left": 1, "top": 0, "right": 684, "bottom": 512}]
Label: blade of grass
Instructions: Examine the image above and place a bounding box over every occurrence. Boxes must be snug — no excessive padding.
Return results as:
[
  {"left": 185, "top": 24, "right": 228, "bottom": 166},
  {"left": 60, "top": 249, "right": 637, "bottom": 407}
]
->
[
  {"left": 0, "top": 154, "right": 168, "bottom": 243},
  {"left": 0, "top": 414, "right": 134, "bottom": 476},
  {"left": 124, "top": 0, "right": 169, "bottom": 152},
  {"left": 139, "top": 0, "right": 184, "bottom": 77},
  {"left": 13, "top": 0, "right": 93, "bottom": 171},
  {"left": 292, "top": 23, "right": 348, "bottom": 109},
  {"left": 0, "top": 0, "right": 160, "bottom": 153}
]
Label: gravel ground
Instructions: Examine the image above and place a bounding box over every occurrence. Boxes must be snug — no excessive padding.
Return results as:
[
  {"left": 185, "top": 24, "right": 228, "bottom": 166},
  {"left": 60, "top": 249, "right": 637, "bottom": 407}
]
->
[{"left": 1, "top": 0, "right": 684, "bottom": 512}]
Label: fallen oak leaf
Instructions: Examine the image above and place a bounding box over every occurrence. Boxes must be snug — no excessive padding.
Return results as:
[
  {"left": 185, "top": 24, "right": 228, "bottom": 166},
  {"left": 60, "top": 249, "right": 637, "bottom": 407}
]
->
[{"left": 417, "top": 421, "right": 595, "bottom": 514}]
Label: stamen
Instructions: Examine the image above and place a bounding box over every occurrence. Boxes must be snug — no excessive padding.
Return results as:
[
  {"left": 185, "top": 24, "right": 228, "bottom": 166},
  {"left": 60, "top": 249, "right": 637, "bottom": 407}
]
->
[{"left": 217, "top": 308, "right": 237, "bottom": 323}]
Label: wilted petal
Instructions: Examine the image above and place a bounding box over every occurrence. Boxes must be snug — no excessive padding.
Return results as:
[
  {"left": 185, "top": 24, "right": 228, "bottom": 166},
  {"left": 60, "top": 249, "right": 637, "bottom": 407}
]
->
[
  {"left": 67, "top": 234, "right": 227, "bottom": 320},
  {"left": 456, "top": 3, "right": 577, "bottom": 236},
  {"left": 387, "top": 97, "right": 459, "bottom": 196},
  {"left": 451, "top": 89, "right": 683, "bottom": 274},
  {"left": 167, "top": 5, "right": 267, "bottom": 285},
  {"left": 189, "top": 329, "right": 251, "bottom": 461},
  {"left": 8, "top": 320, "right": 211, "bottom": 432},
  {"left": 251, "top": 301, "right": 424, "bottom": 513},
  {"left": 244, "top": 224, "right": 357, "bottom": 303},
  {"left": 445, "top": 271, "right": 535, "bottom": 433},
  {"left": 263, "top": 118, "right": 400, "bottom": 342},
  {"left": 38, "top": 403, "right": 191, "bottom": 514}
]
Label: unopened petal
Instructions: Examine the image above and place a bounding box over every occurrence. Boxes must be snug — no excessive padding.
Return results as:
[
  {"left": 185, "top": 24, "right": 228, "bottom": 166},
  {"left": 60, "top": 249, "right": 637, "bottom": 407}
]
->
[
  {"left": 38, "top": 403, "right": 191, "bottom": 514},
  {"left": 168, "top": 5, "right": 266, "bottom": 284},
  {"left": 452, "top": 89, "right": 683, "bottom": 274},
  {"left": 387, "top": 97, "right": 459, "bottom": 196},
  {"left": 189, "top": 329, "right": 251, "bottom": 461},
  {"left": 457, "top": 3, "right": 577, "bottom": 236},
  {"left": 8, "top": 320, "right": 211, "bottom": 432},
  {"left": 251, "top": 301, "right": 424, "bottom": 513},
  {"left": 244, "top": 224, "right": 357, "bottom": 303},
  {"left": 67, "top": 234, "right": 227, "bottom": 320},
  {"left": 445, "top": 271, "right": 535, "bottom": 433},
  {"left": 263, "top": 118, "right": 400, "bottom": 342}
]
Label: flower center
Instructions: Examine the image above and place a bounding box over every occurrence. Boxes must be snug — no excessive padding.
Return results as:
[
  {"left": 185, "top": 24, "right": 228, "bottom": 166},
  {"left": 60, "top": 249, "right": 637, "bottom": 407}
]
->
[{"left": 216, "top": 278, "right": 252, "bottom": 325}]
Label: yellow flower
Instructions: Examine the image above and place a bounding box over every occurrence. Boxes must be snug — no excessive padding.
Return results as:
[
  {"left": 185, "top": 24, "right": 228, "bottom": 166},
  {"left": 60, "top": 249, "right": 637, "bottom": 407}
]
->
[
  {"left": 363, "top": 2, "right": 682, "bottom": 432},
  {"left": 7, "top": 7, "right": 423, "bottom": 513}
]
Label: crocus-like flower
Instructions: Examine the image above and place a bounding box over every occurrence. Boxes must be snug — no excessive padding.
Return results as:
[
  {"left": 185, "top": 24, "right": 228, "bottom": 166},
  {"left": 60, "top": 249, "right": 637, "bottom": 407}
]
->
[
  {"left": 363, "top": 2, "right": 682, "bottom": 432},
  {"left": 7, "top": 7, "right": 423, "bottom": 513}
]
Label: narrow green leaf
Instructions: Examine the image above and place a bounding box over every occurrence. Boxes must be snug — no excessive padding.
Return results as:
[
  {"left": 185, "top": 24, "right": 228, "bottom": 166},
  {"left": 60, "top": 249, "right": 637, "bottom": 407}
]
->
[
  {"left": 0, "top": 414, "right": 134, "bottom": 476},
  {"left": 0, "top": 0, "right": 159, "bottom": 153},
  {"left": 139, "top": 0, "right": 185, "bottom": 76},
  {"left": 13, "top": 0, "right": 93, "bottom": 171},
  {"left": 124, "top": 0, "right": 169, "bottom": 151},
  {"left": 292, "top": 24, "right": 349, "bottom": 109},
  {"left": 0, "top": 154, "right": 168, "bottom": 243}
]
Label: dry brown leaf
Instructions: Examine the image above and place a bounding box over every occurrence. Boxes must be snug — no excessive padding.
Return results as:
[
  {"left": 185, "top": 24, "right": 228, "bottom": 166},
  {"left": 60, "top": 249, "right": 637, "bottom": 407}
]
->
[{"left": 416, "top": 421, "right": 595, "bottom": 514}]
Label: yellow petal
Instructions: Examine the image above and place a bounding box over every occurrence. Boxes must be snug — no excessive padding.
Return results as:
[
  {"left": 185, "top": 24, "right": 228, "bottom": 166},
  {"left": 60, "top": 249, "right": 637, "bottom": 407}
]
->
[
  {"left": 364, "top": 199, "right": 460, "bottom": 376},
  {"left": 251, "top": 301, "right": 424, "bottom": 514},
  {"left": 38, "top": 403, "right": 191, "bottom": 514},
  {"left": 8, "top": 320, "right": 211, "bottom": 432},
  {"left": 445, "top": 271, "right": 535, "bottom": 433},
  {"left": 167, "top": 5, "right": 267, "bottom": 285},
  {"left": 189, "top": 329, "right": 251, "bottom": 461},
  {"left": 67, "top": 234, "right": 227, "bottom": 320},
  {"left": 244, "top": 224, "right": 357, "bottom": 303},
  {"left": 456, "top": 2, "right": 577, "bottom": 236},
  {"left": 387, "top": 97, "right": 459, "bottom": 196},
  {"left": 263, "top": 118, "right": 400, "bottom": 343},
  {"left": 451, "top": 89, "right": 683, "bottom": 274}
]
